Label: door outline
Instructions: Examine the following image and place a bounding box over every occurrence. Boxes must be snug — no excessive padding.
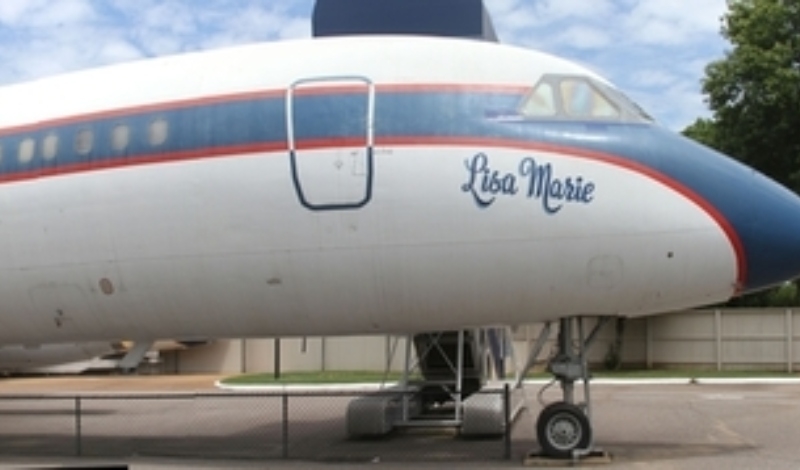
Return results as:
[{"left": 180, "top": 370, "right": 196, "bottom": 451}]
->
[{"left": 286, "top": 76, "right": 375, "bottom": 211}]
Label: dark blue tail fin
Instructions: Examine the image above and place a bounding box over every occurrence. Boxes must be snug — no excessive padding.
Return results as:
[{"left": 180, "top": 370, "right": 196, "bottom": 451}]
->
[{"left": 312, "top": 0, "right": 498, "bottom": 42}]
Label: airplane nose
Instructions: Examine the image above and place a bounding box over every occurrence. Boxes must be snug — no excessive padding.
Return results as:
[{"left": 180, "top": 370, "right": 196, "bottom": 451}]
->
[
  {"left": 737, "top": 170, "right": 800, "bottom": 293},
  {"left": 660, "top": 131, "right": 800, "bottom": 294}
]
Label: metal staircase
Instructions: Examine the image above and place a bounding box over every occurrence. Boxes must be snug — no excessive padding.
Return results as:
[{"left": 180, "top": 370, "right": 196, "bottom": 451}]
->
[{"left": 346, "top": 327, "right": 524, "bottom": 436}]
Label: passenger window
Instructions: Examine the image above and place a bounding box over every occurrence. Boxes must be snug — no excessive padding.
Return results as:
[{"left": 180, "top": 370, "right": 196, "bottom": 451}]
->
[
  {"left": 560, "top": 79, "right": 619, "bottom": 118},
  {"left": 42, "top": 133, "right": 59, "bottom": 160},
  {"left": 112, "top": 124, "right": 131, "bottom": 151},
  {"left": 0, "top": 142, "right": 3, "bottom": 164},
  {"left": 148, "top": 118, "right": 169, "bottom": 147},
  {"left": 18, "top": 138, "right": 36, "bottom": 164},
  {"left": 75, "top": 129, "right": 94, "bottom": 155},
  {"left": 520, "top": 82, "right": 557, "bottom": 117}
]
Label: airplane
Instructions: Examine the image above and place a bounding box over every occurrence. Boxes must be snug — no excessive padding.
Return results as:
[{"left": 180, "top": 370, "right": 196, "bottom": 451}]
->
[{"left": 2, "top": 0, "right": 800, "bottom": 459}]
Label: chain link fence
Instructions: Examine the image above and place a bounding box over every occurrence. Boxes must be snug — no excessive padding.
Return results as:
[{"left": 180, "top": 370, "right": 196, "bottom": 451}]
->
[{"left": 0, "top": 388, "right": 532, "bottom": 463}]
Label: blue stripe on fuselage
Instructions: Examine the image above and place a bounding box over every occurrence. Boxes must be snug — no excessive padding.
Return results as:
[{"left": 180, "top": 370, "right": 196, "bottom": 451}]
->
[{"left": 1, "top": 88, "right": 796, "bottom": 292}]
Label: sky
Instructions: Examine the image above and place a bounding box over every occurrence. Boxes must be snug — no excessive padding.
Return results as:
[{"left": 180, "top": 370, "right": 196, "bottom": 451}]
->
[{"left": 0, "top": 0, "right": 730, "bottom": 130}]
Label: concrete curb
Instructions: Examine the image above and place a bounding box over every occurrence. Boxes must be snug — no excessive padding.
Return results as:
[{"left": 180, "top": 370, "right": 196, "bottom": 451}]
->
[
  {"left": 693, "top": 377, "right": 800, "bottom": 385},
  {"left": 215, "top": 380, "right": 400, "bottom": 392},
  {"left": 216, "top": 377, "right": 800, "bottom": 391},
  {"left": 522, "top": 378, "right": 693, "bottom": 386},
  {"left": 526, "top": 377, "right": 800, "bottom": 385}
]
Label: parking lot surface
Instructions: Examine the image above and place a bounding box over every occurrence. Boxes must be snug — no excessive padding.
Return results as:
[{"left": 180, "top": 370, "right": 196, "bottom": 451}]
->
[{"left": 0, "top": 376, "right": 798, "bottom": 468}]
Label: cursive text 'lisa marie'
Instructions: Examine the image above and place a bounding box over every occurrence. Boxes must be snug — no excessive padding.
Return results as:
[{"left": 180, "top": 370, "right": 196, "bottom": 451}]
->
[{"left": 461, "top": 153, "right": 596, "bottom": 214}]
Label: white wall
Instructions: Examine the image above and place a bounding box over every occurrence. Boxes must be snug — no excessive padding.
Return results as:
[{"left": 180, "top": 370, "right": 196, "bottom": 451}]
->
[{"left": 167, "top": 309, "right": 800, "bottom": 374}]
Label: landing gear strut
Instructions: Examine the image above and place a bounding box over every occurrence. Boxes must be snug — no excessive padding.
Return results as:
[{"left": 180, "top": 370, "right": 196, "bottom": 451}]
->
[{"left": 523, "top": 316, "right": 611, "bottom": 459}]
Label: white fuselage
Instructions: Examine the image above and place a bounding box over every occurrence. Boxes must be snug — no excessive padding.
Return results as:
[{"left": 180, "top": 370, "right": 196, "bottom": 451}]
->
[{"left": 0, "top": 37, "right": 757, "bottom": 346}]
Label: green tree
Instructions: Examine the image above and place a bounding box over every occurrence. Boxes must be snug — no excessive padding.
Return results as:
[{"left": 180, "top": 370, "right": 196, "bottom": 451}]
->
[
  {"left": 682, "top": 117, "right": 719, "bottom": 149},
  {"left": 700, "top": 0, "right": 800, "bottom": 191}
]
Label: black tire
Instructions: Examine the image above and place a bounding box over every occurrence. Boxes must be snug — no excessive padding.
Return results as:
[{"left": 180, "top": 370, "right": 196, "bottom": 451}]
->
[{"left": 536, "top": 401, "right": 592, "bottom": 458}]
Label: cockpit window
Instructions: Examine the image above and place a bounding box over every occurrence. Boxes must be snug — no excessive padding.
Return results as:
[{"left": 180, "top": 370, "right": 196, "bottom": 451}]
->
[
  {"left": 520, "top": 82, "right": 557, "bottom": 117},
  {"left": 518, "top": 74, "right": 653, "bottom": 123},
  {"left": 594, "top": 81, "right": 654, "bottom": 122},
  {"left": 560, "top": 79, "right": 619, "bottom": 118}
]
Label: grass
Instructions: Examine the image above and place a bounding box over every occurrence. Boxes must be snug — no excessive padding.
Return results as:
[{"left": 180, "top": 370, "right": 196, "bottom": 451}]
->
[
  {"left": 221, "top": 369, "right": 798, "bottom": 385},
  {"left": 221, "top": 370, "right": 407, "bottom": 386}
]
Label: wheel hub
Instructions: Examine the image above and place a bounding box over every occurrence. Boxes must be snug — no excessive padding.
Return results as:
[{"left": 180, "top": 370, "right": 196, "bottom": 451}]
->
[{"left": 547, "top": 412, "right": 582, "bottom": 450}]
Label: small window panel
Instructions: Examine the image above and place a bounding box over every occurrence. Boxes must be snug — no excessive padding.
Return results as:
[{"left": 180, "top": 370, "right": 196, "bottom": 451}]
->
[
  {"left": 18, "top": 138, "right": 36, "bottom": 164},
  {"left": 112, "top": 124, "right": 131, "bottom": 151},
  {"left": 42, "top": 133, "right": 59, "bottom": 160},
  {"left": 0, "top": 142, "right": 3, "bottom": 164},
  {"left": 75, "top": 129, "right": 94, "bottom": 155},
  {"left": 148, "top": 118, "right": 169, "bottom": 147}
]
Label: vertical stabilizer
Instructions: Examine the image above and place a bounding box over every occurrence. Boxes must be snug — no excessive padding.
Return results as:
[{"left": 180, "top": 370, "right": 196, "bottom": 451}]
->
[{"left": 312, "top": 0, "right": 499, "bottom": 42}]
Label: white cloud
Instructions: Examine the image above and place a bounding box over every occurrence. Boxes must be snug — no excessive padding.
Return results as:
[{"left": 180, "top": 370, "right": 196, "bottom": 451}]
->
[
  {"left": 554, "top": 25, "right": 612, "bottom": 50},
  {"left": 96, "top": 39, "right": 146, "bottom": 64},
  {"left": 638, "top": 79, "right": 710, "bottom": 129},
  {"left": 0, "top": 0, "right": 47, "bottom": 25},
  {"left": 631, "top": 69, "right": 678, "bottom": 88},
  {"left": 0, "top": 0, "right": 317, "bottom": 86},
  {"left": 140, "top": 3, "right": 198, "bottom": 35},
  {"left": 0, "top": 0, "right": 95, "bottom": 28},
  {"left": 536, "top": 0, "right": 616, "bottom": 22},
  {"left": 622, "top": 0, "right": 727, "bottom": 46},
  {"left": 26, "top": 0, "right": 96, "bottom": 27},
  {"left": 485, "top": 0, "right": 541, "bottom": 44}
]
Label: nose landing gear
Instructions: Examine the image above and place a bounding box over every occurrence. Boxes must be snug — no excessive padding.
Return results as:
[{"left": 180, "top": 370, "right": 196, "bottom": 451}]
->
[
  {"left": 537, "top": 401, "right": 592, "bottom": 458},
  {"left": 523, "top": 316, "right": 612, "bottom": 461}
]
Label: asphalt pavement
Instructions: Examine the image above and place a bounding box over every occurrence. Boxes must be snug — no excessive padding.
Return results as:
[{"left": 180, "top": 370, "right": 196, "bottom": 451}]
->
[{"left": 0, "top": 375, "right": 798, "bottom": 469}]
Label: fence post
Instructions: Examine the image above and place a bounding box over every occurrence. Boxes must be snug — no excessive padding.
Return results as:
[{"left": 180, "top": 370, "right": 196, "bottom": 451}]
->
[
  {"left": 715, "top": 310, "right": 723, "bottom": 371},
  {"left": 787, "top": 309, "right": 794, "bottom": 373},
  {"left": 503, "top": 384, "right": 511, "bottom": 461},
  {"left": 74, "top": 396, "right": 82, "bottom": 457},
  {"left": 281, "top": 393, "right": 289, "bottom": 459},
  {"left": 240, "top": 339, "right": 247, "bottom": 374},
  {"left": 645, "top": 317, "right": 653, "bottom": 369},
  {"left": 321, "top": 337, "right": 327, "bottom": 372}
]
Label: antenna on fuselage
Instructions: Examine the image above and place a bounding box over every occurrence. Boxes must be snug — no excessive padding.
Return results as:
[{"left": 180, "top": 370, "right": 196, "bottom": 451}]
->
[{"left": 312, "top": 0, "right": 499, "bottom": 42}]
